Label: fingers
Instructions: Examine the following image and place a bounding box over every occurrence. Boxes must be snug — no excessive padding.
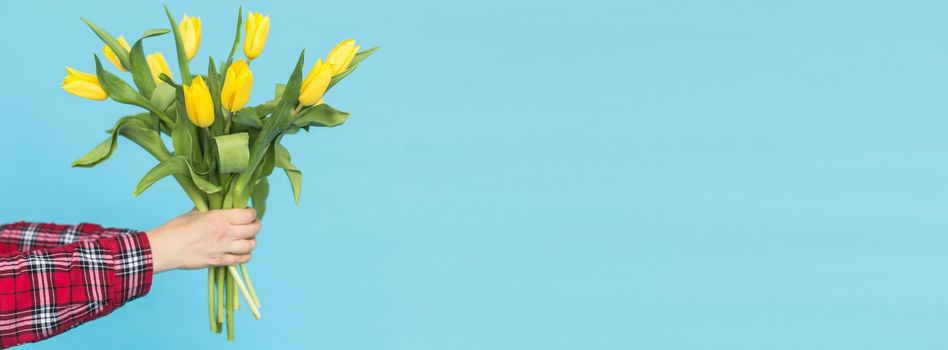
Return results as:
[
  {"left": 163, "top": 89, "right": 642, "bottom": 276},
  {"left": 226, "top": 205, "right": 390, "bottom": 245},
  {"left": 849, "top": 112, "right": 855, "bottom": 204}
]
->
[
  {"left": 225, "top": 238, "right": 257, "bottom": 254},
  {"left": 228, "top": 221, "right": 261, "bottom": 239},
  {"left": 219, "top": 208, "right": 257, "bottom": 225},
  {"left": 216, "top": 253, "right": 252, "bottom": 266}
]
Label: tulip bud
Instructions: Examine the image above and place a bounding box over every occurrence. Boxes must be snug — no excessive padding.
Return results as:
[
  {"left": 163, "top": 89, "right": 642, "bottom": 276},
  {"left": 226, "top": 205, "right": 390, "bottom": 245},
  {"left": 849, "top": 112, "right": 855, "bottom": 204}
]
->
[
  {"left": 103, "top": 36, "right": 131, "bottom": 71},
  {"left": 179, "top": 14, "right": 202, "bottom": 61},
  {"left": 243, "top": 12, "right": 270, "bottom": 60},
  {"left": 62, "top": 67, "right": 108, "bottom": 101},
  {"left": 325, "top": 39, "right": 360, "bottom": 75},
  {"left": 183, "top": 76, "right": 215, "bottom": 127},
  {"left": 221, "top": 59, "right": 253, "bottom": 112},
  {"left": 299, "top": 59, "right": 334, "bottom": 107},
  {"left": 146, "top": 52, "right": 173, "bottom": 85}
]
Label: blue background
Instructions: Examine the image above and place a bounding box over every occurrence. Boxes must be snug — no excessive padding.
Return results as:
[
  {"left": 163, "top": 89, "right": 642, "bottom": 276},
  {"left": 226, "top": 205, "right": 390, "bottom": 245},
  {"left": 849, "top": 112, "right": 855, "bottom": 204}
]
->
[{"left": 1, "top": 0, "right": 946, "bottom": 348}]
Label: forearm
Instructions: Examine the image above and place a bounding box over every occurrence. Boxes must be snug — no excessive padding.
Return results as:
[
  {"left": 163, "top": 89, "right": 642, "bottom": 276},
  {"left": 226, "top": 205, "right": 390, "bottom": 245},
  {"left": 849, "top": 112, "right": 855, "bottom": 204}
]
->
[
  {"left": 0, "top": 231, "right": 153, "bottom": 347},
  {"left": 0, "top": 221, "right": 136, "bottom": 253}
]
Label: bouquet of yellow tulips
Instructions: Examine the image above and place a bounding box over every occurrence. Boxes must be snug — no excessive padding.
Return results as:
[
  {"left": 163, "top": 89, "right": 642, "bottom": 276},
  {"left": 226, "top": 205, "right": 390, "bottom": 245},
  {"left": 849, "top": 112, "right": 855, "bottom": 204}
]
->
[{"left": 62, "top": 5, "right": 376, "bottom": 341}]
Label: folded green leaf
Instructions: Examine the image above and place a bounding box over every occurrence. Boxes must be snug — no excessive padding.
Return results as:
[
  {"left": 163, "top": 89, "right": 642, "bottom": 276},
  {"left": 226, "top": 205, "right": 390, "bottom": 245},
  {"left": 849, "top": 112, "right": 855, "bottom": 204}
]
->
[
  {"left": 135, "top": 156, "right": 220, "bottom": 196},
  {"left": 294, "top": 104, "right": 349, "bottom": 129},
  {"left": 81, "top": 17, "right": 130, "bottom": 70},
  {"left": 214, "top": 133, "right": 250, "bottom": 173},
  {"left": 328, "top": 46, "right": 379, "bottom": 89},
  {"left": 150, "top": 83, "right": 176, "bottom": 111},
  {"left": 275, "top": 144, "right": 302, "bottom": 204}
]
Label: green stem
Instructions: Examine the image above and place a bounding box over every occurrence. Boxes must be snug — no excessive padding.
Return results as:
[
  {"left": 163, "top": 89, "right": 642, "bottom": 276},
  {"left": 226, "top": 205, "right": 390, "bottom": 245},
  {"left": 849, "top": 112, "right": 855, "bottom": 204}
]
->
[
  {"left": 240, "top": 264, "right": 260, "bottom": 308},
  {"left": 228, "top": 266, "right": 260, "bottom": 319},
  {"left": 226, "top": 273, "right": 235, "bottom": 341},
  {"left": 207, "top": 269, "right": 217, "bottom": 332},
  {"left": 223, "top": 110, "right": 234, "bottom": 134},
  {"left": 216, "top": 267, "right": 225, "bottom": 332}
]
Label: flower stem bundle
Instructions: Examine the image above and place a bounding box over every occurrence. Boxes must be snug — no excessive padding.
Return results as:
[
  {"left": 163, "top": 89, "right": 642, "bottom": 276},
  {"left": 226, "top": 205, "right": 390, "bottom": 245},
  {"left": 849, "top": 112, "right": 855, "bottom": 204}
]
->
[{"left": 63, "top": 5, "right": 377, "bottom": 341}]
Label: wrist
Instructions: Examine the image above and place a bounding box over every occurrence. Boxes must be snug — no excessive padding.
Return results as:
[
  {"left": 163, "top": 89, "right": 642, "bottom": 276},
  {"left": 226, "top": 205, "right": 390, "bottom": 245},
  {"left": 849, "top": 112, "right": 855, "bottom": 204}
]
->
[{"left": 146, "top": 229, "right": 177, "bottom": 273}]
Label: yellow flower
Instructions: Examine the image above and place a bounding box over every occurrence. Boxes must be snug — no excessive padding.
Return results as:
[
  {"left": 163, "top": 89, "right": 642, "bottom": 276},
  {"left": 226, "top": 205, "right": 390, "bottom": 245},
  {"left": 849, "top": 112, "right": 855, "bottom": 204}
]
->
[
  {"left": 103, "top": 36, "right": 131, "bottom": 71},
  {"left": 179, "top": 14, "right": 201, "bottom": 61},
  {"left": 62, "top": 67, "right": 107, "bottom": 101},
  {"left": 325, "top": 39, "right": 360, "bottom": 75},
  {"left": 299, "top": 59, "right": 334, "bottom": 107},
  {"left": 243, "top": 12, "right": 270, "bottom": 60},
  {"left": 146, "top": 52, "right": 173, "bottom": 85},
  {"left": 183, "top": 76, "right": 215, "bottom": 127},
  {"left": 221, "top": 59, "right": 253, "bottom": 112}
]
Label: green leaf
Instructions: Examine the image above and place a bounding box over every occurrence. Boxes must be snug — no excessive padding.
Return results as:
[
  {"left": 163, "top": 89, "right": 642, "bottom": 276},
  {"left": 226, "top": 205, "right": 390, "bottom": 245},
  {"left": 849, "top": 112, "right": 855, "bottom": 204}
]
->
[
  {"left": 350, "top": 46, "right": 379, "bottom": 68},
  {"left": 163, "top": 5, "right": 192, "bottom": 83},
  {"left": 120, "top": 116, "right": 170, "bottom": 160},
  {"left": 134, "top": 156, "right": 220, "bottom": 195},
  {"left": 251, "top": 178, "right": 269, "bottom": 220},
  {"left": 214, "top": 133, "right": 250, "bottom": 173},
  {"left": 171, "top": 84, "right": 200, "bottom": 163},
  {"left": 207, "top": 58, "right": 226, "bottom": 135},
  {"left": 72, "top": 114, "right": 150, "bottom": 167},
  {"left": 231, "top": 50, "right": 307, "bottom": 207},
  {"left": 233, "top": 108, "right": 263, "bottom": 128},
  {"left": 259, "top": 139, "right": 277, "bottom": 178},
  {"left": 159, "top": 73, "right": 177, "bottom": 87},
  {"left": 222, "top": 7, "right": 243, "bottom": 74},
  {"left": 128, "top": 39, "right": 156, "bottom": 97},
  {"left": 294, "top": 104, "right": 349, "bottom": 129},
  {"left": 140, "top": 28, "right": 170, "bottom": 39},
  {"left": 275, "top": 144, "right": 302, "bottom": 204},
  {"left": 328, "top": 46, "right": 379, "bottom": 89},
  {"left": 274, "top": 84, "right": 286, "bottom": 99},
  {"left": 257, "top": 101, "right": 277, "bottom": 117},
  {"left": 72, "top": 113, "right": 169, "bottom": 167},
  {"left": 81, "top": 17, "right": 130, "bottom": 70},
  {"left": 94, "top": 55, "right": 166, "bottom": 118}
]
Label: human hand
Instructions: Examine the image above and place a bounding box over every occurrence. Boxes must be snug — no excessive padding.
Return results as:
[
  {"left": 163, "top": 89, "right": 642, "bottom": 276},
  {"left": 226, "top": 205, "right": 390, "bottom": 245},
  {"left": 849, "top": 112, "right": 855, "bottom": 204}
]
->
[{"left": 146, "top": 209, "right": 261, "bottom": 273}]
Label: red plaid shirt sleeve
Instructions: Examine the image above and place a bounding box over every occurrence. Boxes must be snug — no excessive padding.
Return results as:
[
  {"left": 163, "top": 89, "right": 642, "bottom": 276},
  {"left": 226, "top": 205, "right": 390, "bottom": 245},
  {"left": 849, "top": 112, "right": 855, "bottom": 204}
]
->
[{"left": 0, "top": 222, "right": 153, "bottom": 348}]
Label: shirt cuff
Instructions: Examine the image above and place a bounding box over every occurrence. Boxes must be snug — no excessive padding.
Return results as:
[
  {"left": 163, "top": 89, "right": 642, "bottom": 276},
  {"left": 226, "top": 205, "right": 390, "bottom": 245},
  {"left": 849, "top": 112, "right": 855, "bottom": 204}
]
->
[{"left": 101, "top": 230, "right": 154, "bottom": 307}]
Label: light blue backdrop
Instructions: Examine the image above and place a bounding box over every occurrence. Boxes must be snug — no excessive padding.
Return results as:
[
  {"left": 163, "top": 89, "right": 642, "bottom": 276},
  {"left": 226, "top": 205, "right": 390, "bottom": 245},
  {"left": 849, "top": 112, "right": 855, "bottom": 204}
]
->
[{"left": 2, "top": 0, "right": 946, "bottom": 349}]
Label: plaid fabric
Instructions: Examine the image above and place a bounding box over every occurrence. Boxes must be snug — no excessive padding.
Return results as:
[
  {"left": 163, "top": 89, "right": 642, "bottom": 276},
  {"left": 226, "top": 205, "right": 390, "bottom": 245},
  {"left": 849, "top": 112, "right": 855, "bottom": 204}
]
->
[{"left": 0, "top": 222, "right": 153, "bottom": 348}]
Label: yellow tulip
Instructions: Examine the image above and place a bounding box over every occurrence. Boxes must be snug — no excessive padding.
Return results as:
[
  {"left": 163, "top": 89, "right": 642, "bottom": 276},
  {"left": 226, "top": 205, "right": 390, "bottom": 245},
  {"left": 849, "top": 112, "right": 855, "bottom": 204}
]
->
[
  {"left": 62, "top": 67, "right": 107, "bottom": 101},
  {"left": 103, "top": 36, "right": 131, "bottom": 71},
  {"left": 221, "top": 59, "right": 253, "bottom": 112},
  {"left": 146, "top": 52, "right": 173, "bottom": 85},
  {"left": 299, "top": 59, "right": 334, "bottom": 107},
  {"left": 243, "top": 12, "right": 270, "bottom": 60},
  {"left": 325, "top": 39, "right": 360, "bottom": 75},
  {"left": 183, "top": 76, "right": 215, "bottom": 127},
  {"left": 179, "top": 14, "right": 201, "bottom": 61}
]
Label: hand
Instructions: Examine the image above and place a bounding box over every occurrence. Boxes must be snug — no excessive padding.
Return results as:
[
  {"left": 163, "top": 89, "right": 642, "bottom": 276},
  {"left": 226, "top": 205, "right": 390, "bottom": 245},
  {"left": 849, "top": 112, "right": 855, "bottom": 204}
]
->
[{"left": 146, "top": 209, "right": 261, "bottom": 273}]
